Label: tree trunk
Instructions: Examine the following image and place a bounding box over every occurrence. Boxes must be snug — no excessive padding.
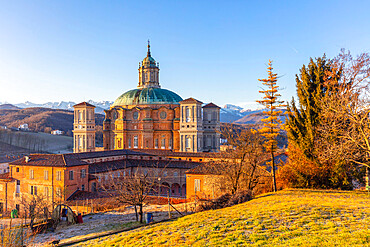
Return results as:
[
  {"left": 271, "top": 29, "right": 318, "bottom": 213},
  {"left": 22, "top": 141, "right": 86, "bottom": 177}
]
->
[
  {"left": 134, "top": 205, "right": 138, "bottom": 222},
  {"left": 271, "top": 151, "right": 277, "bottom": 192},
  {"left": 139, "top": 204, "right": 143, "bottom": 223}
]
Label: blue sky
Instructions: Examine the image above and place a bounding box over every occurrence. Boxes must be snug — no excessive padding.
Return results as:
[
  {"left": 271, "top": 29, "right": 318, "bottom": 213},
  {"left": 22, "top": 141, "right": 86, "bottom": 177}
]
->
[{"left": 0, "top": 1, "right": 369, "bottom": 109}]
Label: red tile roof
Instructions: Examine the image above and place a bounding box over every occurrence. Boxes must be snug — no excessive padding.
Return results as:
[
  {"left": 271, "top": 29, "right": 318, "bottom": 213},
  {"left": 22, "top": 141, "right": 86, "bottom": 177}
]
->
[
  {"left": 88, "top": 158, "right": 200, "bottom": 174},
  {"left": 203, "top": 102, "right": 221, "bottom": 109},
  {"left": 186, "top": 162, "right": 222, "bottom": 175},
  {"left": 0, "top": 172, "right": 12, "bottom": 180},
  {"left": 73, "top": 102, "right": 96, "bottom": 108},
  {"left": 180, "top": 98, "right": 203, "bottom": 104},
  {"left": 10, "top": 154, "right": 85, "bottom": 167},
  {"left": 131, "top": 149, "right": 217, "bottom": 158}
]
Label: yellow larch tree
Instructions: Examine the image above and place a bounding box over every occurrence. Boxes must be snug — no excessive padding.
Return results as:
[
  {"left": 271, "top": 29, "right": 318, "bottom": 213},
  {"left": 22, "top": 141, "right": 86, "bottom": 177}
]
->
[{"left": 256, "top": 60, "right": 285, "bottom": 192}]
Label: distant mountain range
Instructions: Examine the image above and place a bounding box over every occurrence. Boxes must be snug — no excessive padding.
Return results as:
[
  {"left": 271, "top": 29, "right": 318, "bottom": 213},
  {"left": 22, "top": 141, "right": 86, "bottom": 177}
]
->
[
  {"left": 0, "top": 101, "right": 286, "bottom": 124},
  {"left": 8, "top": 100, "right": 113, "bottom": 114}
]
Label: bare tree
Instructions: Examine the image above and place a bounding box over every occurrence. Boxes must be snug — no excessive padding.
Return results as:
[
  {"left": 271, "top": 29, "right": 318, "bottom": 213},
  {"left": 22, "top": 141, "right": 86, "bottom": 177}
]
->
[
  {"left": 100, "top": 165, "right": 160, "bottom": 223},
  {"left": 205, "top": 124, "right": 269, "bottom": 195},
  {"left": 318, "top": 50, "right": 370, "bottom": 171}
]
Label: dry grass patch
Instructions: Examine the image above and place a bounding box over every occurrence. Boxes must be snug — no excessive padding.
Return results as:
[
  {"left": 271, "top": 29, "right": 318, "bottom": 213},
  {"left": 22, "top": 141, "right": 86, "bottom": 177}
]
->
[{"left": 72, "top": 189, "right": 370, "bottom": 247}]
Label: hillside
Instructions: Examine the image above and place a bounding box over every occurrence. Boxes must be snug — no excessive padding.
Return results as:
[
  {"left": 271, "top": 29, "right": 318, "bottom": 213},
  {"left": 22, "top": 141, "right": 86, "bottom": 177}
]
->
[
  {"left": 0, "top": 107, "right": 104, "bottom": 133},
  {"left": 74, "top": 189, "right": 370, "bottom": 247},
  {"left": 234, "top": 109, "right": 287, "bottom": 125},
  {"left": 0, "top": 104, "right": 20, "bottom": 110}
]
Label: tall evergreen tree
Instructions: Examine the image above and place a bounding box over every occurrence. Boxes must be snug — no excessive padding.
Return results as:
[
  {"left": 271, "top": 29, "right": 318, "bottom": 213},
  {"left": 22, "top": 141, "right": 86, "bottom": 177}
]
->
[
  {"left": 286, "top": 56, "right": 333, "bottom": 161},
  {"left": 283, "top": 55, "right": 350, "bottom": 189},
  {"left": 257, "top": 60, "right": 285, "bottom": 192}
]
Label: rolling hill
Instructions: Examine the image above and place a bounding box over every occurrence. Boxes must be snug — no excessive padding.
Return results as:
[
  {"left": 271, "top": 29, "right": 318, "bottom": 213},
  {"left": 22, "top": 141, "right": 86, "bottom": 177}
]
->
[
  {"left": 72, "top": 189, "right": 370, "bottom": 247},
  {"left": 0, "top": 104, "right": 20, "bottom": 110},
  {"left": 234, "top": 109, "right": 287, "bottom": 125},
  {"left": 0, "top": 107, "right": 104, "bottom": 133}
]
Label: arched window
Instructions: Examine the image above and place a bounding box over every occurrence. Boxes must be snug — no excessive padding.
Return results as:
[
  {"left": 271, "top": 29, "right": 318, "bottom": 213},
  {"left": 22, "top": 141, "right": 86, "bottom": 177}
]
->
[{"left": 186, "top": 107, "right": 191, "bottom": 122}]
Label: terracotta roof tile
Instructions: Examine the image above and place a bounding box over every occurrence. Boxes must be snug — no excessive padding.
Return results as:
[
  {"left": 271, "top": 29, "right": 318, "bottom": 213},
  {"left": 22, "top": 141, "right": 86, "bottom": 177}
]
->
[
  {"left": 180, "top": 98, "right": 203, "bottom": 104},
  {"left": 202, "top": 102, "right": 221, "bottom": 109},
  {"left": 131, "top": 149, "right": 216, "bottom": 158},
  {"left": 73, "top": 102, "right": 96, "bottom": 108},
  {"left": 89, "top": 159, "right": 200, "bottom": 174},
  {"left": 0, "top": 172, "right": 11, "bottom": 180},
  {"left": 186, "top": 162, "right": 222, "bottom": 175}
]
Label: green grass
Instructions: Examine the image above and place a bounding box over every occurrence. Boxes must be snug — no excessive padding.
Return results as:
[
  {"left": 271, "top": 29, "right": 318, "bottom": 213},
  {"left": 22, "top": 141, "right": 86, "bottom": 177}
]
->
[{"left": 73, "top": 189, "right": 370, "bottom": 247}]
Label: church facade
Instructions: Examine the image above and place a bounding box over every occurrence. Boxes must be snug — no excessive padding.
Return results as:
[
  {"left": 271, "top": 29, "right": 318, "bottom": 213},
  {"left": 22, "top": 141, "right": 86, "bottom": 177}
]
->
[{"left": 75, "top": 42, "right": 221, "bottom": 153}]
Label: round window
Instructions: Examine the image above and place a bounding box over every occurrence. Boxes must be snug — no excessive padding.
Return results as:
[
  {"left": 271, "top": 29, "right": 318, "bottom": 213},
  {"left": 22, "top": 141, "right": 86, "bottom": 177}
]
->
[
  {"left": 160, "top": 111, "right": 167, "bottom": 119},
  {"left": 133, "top": 112, "right": 139, "bottom": 120}
]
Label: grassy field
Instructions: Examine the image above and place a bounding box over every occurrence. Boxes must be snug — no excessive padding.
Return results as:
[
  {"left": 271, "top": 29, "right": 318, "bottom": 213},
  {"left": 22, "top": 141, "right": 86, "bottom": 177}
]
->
[{"left": 73, "top": 189, "right": 370, "bottom": 247}]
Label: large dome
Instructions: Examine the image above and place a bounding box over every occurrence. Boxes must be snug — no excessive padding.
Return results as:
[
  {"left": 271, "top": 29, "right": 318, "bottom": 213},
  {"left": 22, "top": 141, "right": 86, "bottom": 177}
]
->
[{"left": 112, "top": 87, "right": 183, "bottom": 106}]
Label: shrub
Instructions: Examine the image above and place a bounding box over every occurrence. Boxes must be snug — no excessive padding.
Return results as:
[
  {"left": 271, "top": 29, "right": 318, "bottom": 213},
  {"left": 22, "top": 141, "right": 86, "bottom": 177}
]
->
[{"left": 198, "top": 190, "right": 252, "bottom": 212}]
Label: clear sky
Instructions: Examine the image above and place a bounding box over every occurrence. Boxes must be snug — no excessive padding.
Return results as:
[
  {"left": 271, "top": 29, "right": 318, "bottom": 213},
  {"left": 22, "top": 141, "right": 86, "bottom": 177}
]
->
[{"left": 0, "top": 0, "right": 369, "bottom": 109}]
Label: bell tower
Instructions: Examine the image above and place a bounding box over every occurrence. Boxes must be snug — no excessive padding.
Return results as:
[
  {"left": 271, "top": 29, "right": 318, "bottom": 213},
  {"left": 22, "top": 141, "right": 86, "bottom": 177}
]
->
[
  {"left": 138, "top": 40, "right": 160, "bottom": 89},
  {"left": 73, "top": 102, "right": 96, "bottom": 153}
]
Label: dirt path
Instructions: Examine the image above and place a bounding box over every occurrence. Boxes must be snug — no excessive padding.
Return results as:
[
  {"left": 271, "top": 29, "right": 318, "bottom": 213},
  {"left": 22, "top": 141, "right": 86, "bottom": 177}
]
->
[{"left": 27, "top": 203, "right": 190, "bottom": 246}]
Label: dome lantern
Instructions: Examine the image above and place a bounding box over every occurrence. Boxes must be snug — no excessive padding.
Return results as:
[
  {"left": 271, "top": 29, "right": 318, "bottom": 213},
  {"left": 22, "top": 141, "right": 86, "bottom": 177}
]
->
[{"left": 138, "top": 40, "right": 160, "bottom": 89}]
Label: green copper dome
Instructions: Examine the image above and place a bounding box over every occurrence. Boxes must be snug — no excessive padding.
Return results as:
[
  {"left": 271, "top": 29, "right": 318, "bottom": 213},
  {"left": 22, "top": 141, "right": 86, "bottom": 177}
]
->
[{"left": 112, "top": 87, "right": 183, "bottom": 106}]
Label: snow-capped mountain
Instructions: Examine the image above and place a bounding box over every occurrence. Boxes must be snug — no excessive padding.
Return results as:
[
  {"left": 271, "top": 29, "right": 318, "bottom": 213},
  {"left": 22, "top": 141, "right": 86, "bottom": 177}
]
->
[
  {"left": 8, "top": 101, "right": 258, "bottom": 122},
  {"left": 220, "top": 104, "right": 252, "bottom": 123},
  {"left": 13, "top": 100, "right": 113, "bottom": 114}
]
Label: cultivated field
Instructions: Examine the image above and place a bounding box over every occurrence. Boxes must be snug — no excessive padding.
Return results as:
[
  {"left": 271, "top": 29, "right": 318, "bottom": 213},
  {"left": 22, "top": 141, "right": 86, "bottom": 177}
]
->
[
  {"left": 0, "top": 131, "right": 72, "bottom": 154},
  {"left": 73, "top": 189, "right": 370, "bottom": 247}
]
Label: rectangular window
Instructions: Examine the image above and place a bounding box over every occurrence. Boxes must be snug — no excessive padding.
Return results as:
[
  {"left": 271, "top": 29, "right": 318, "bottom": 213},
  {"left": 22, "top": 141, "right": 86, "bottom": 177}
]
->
[
  {"left": 174, "top": 172, "right": 178, "bottom": 177},
  {"left": 81, "top": 169, "right": 86, "bottom": 178},
  {"left": 186, "top": 137, "right": 190, "bottom": 149},
  {"left": 56, "top": 171, "right": 62, "bottom": 181},
  {"left": 134, "top": 136, "right": 138, "bottom": 148},
  {"left": 44, "top": 170, "right": 49, "bottom": 180},
  {"left": 194, "top": 179, "right": 201, "bottom": 192},
  {"left": 92, "top": 182, "right": 97, "bottom": 192},
  {"left": 81, "top": 184, "right": 85, "bottom": 191},
  {"left": 56, "top": 187, "right": 62, "bottom": 198},
  {"left": 69, "top": 170, "right": 74, "bottom": 180},
  {"left": 16, "top": 180, "right": 20, "bottom": 195},
  {"left": 155, "top": 139, "right": 158, "bottom": 149},
  {"left": 169, "top": 138, "right": 173, "bottom": 149},
  {"left": 30, "top": 186, "right": 37, "bottom": 195},
  {"left": 128, "top": 138, "right": 132, "bottom": 148},
  {"left": 16, "top": 167, "right": 19, "bottom": 172},
  {"left": 161, "top": 139, "right": 166, "bottom": 149},
  {"left": 44, "top": 187, "right": 49, "bottom": 197},
  {"left": 29, "top": 169, "right": 34, "bottom": 179}
]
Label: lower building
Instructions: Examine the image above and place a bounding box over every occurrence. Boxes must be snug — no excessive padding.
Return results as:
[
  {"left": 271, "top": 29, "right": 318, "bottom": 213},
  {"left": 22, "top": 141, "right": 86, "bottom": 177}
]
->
[{"left": 0, "top": 149, "right": 205, "bottom": 215}]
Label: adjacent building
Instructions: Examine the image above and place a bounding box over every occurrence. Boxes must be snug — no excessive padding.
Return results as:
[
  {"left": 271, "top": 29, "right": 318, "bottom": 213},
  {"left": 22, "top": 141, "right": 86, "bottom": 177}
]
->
[{"left": 0, "top": 150, "right": 202, "bottom": 214}]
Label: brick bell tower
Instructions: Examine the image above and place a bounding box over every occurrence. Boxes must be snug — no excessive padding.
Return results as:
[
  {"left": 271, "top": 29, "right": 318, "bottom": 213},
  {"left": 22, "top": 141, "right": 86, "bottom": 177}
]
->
[{"left": 73, "top": 102, "right": 96, "bottom": 153}]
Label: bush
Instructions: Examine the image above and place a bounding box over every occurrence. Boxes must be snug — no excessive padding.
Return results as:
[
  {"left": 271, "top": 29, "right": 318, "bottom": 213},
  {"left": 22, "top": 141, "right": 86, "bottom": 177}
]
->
[{"left": 198, "top": 190, "right": 252, "bottom": 212}]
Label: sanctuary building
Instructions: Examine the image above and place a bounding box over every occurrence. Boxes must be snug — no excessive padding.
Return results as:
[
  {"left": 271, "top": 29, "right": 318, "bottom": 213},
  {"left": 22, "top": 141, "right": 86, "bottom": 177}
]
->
[{"left": 74, "top": 42, "right": 221, "bottom": 153}]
